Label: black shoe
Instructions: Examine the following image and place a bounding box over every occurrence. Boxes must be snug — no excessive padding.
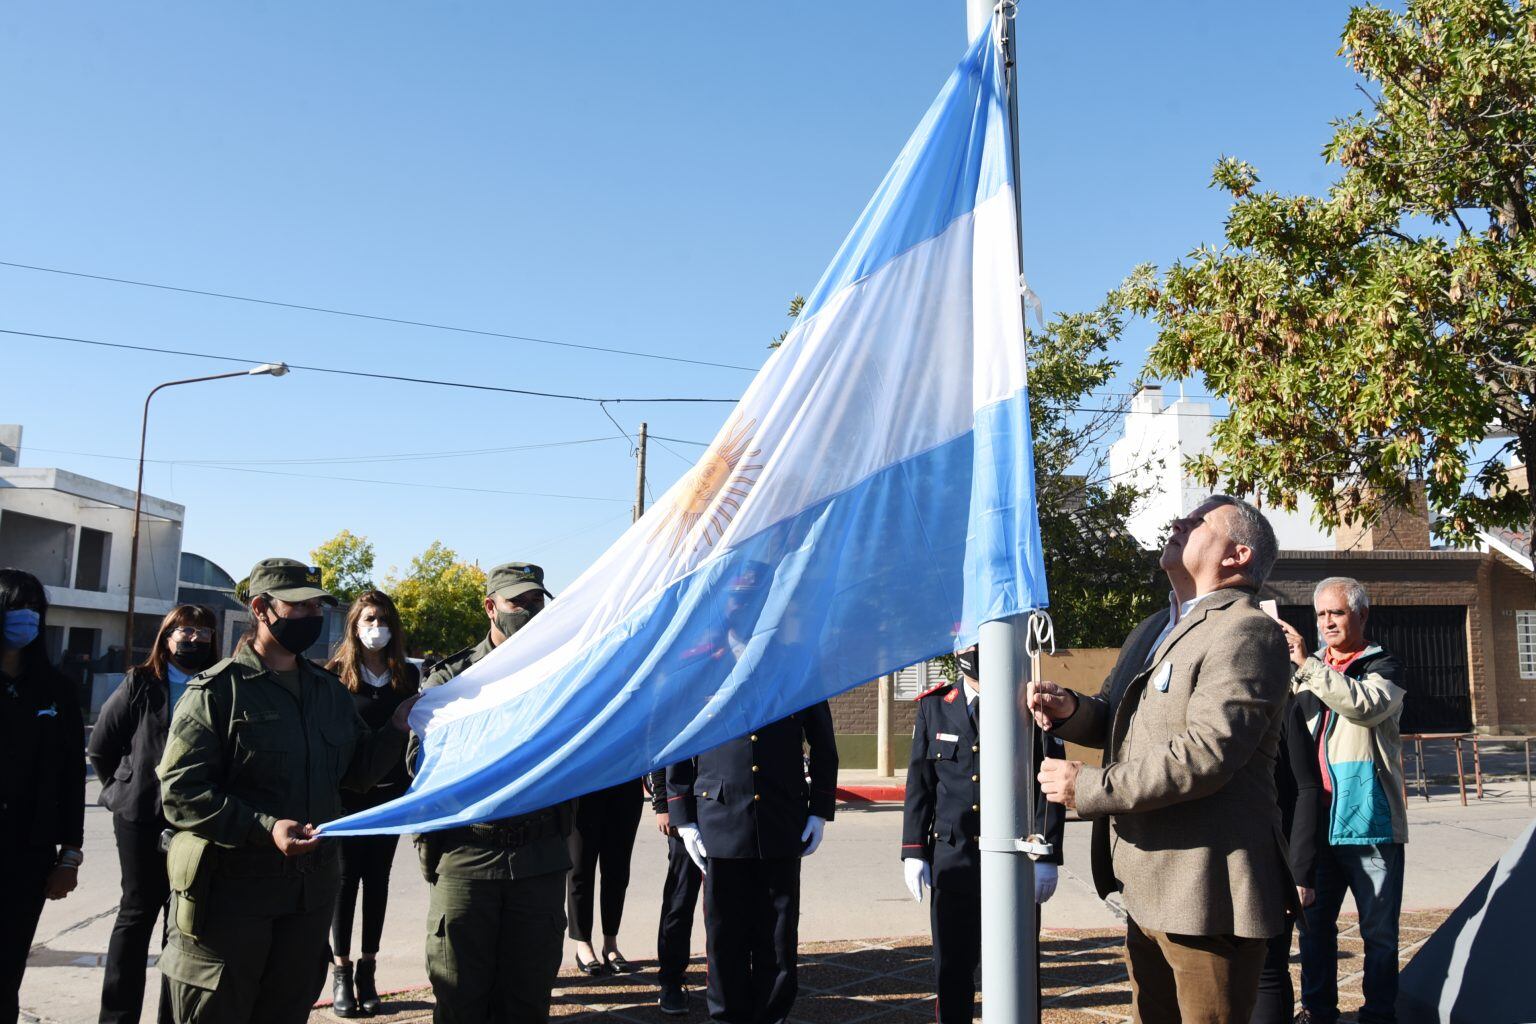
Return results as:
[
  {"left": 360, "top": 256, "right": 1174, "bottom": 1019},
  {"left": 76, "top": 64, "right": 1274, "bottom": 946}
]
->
[
  {"left": 1293, "top": 1012, "right": 1315, "bottom": 1024},
  {"left": 658, "top": 983, "right": 689, "bottom": 1016},
  {"left": 575, "top": 952, "right": 613, "bottom": 977},
  {"left": 605, "top": 951, "right": 635, "bottom": 973},
  {"left": 354, "top": 958, "right": 382, "bottom": 1016},
  {"left": 331, "top": 964, "right": 361, "bottom": 1018}
]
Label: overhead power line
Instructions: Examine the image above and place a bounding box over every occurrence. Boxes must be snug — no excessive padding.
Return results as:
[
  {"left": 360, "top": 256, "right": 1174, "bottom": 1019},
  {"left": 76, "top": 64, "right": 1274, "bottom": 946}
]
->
[
  {"left": 25, "top": 436, "right": 622, "bottom": 469},
  {"left": 0, "top": 258, "right": 757, "bottom": 372},
  {"left": 2, "top": 328, "right": 740, "bottom": 404}
]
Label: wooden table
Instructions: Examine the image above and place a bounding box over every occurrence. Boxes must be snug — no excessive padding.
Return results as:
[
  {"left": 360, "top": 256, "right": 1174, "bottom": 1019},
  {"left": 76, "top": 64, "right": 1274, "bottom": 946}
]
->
[{"left": 1467, "top": 734, "right": 1535, "bottom": 807}]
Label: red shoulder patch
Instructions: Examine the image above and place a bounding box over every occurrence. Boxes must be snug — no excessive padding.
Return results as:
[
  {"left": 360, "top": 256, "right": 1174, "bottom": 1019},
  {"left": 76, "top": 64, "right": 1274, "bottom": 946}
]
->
[
  {"left": 943, "top": 688, "right": 958, "bottom": 703},
  {"left": 916, "top": 681, "right": 952, "bottom": 701}
]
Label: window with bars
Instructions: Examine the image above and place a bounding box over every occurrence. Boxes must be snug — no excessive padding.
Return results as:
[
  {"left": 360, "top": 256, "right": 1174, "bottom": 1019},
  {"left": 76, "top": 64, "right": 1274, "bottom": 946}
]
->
[{"left": 1518, "top": 611, "right": 1536, "bottom": 680}]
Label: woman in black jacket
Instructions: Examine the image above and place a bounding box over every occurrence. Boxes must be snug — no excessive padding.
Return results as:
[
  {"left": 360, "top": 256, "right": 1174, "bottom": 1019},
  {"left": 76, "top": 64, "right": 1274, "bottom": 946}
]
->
[
  {"left": 1, "top": 567, "right": 85, "bottom": 1023},
  {"left": 88, "top": 603, "right": 219, "bottom": 1024},
  {"left": 325, "top": 591, "right": 418, "bottom": 1018},
  {"left": 1250, "top": 698, "right": 1323, "bottom": 1024}
]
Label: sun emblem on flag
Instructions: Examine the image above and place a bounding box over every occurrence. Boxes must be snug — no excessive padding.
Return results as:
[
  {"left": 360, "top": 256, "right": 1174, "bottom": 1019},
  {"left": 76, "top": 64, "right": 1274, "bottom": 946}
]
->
[{"left": 651, "top": 415, "right": 764, "bottom": 557}]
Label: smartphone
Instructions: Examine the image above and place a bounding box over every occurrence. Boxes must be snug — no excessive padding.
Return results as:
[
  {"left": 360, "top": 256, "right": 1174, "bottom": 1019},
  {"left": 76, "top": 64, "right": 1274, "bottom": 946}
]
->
[{"left": 1259, "top": 599, "right": 1280, "bottom": 620}]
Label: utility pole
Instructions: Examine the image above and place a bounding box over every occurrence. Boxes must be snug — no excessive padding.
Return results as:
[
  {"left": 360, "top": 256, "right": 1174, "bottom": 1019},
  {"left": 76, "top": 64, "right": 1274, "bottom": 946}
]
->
[
  {"left": 965, "top": 2, "right": 1042, "bottom": 1023},
  {"left": 634, "top": 422, "right": 649, "bottom": 523}
]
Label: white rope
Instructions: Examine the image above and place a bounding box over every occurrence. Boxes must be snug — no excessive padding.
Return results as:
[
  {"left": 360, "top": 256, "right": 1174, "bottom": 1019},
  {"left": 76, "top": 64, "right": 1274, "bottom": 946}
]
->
[{"left": 1025, "top": 609, "right": 1056, "bottom": 658}]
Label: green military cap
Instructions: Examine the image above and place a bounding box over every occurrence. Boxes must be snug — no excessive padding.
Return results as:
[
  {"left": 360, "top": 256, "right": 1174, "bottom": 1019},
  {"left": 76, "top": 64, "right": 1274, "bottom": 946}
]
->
[
  {"left": 245, "top": 558, "right": 336, "bottom": 605},
  {"left": 486, "top": 562, "right": 554, "bottom": 601}
]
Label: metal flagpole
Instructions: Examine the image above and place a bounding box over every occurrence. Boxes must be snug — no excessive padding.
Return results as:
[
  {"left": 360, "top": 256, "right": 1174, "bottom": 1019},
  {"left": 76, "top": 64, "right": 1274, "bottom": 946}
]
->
[{"left": 967, "top": 2, "right": 1044, "bottom": 1022}]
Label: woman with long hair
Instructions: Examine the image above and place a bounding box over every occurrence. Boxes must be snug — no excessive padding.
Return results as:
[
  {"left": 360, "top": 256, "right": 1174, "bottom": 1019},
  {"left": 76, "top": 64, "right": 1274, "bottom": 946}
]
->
[
  {"left": 88, "top": 604, "right": 219, "bottom": 1024},
  {"left": 1, "top": 567, "right": 85, "bottom": 1022},
  {"left": 325, "top": 591, "right": 418, "bottom": 1018}
]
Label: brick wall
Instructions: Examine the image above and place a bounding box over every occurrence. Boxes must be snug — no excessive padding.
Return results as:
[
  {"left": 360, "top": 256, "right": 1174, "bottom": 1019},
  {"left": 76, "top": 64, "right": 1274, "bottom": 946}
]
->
[
  {"left": 1488, "top": 557, "right": 1536, "bottom": 731},
  {"left": 828, "top": 678, "right": 919, "bottom": 738}
]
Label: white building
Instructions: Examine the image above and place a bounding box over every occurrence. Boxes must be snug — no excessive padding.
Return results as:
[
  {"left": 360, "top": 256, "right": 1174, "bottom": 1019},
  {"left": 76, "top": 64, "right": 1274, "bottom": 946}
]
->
[
  {"left": 1107, "top": 386, "right": 1334, "bottom": 550},
  {"left": 0, "top": 425, "right": 184, "bottom": 711}
]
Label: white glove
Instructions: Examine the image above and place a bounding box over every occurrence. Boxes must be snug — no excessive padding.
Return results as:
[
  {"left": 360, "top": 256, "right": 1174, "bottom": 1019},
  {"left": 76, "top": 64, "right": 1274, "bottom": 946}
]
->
[
  {"left": 677, "top": 824, "right": 708, "bottom": 875},
  {"left": 799, "top": 815, "right": 826, "bottom": 857},
  {"left": 903, "top": 858, "right": 931, "bottom": 903},
  {"left": 1034, "top": 862, "right": 1058, "bottom": 904}
]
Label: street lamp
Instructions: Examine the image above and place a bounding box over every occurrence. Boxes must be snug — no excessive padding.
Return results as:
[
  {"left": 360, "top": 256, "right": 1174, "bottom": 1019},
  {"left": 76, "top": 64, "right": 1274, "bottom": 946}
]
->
[{"left": 122, "top": 362, "right": 289, "bottom": 660}]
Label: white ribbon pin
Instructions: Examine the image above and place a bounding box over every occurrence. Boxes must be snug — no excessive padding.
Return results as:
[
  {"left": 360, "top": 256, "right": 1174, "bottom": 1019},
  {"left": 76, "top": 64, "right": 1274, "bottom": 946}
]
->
[{"left": 1151, "top": 662, "right": 1173, "bottom": 693}]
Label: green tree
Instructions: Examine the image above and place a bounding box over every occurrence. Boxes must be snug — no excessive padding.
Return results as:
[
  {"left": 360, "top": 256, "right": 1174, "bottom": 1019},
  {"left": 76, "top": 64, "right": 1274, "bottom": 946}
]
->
[
  {"left": 1126, "top": 0, "right": 1536, "bottom": 547},
  {"left": 386, "top": 542, "right": 488, "bottom": 658},
  {"left": 310, "top": 529, "right": 376, "bottom": 602}
]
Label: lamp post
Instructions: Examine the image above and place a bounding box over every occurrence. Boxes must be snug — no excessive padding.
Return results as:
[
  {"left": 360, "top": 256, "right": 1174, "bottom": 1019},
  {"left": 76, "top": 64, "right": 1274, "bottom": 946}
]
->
[{"left": 121, "top": 362, "right": 288, "bottom": 660}]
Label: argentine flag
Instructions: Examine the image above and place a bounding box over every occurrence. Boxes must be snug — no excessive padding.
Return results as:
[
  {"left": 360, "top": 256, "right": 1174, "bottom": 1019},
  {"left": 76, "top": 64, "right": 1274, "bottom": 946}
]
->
[{"left": 326, "top": 27, "right": 1047, "bottom": 836}]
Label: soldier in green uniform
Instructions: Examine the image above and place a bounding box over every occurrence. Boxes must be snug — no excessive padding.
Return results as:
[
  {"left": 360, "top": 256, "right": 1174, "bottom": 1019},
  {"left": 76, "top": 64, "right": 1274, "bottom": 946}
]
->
[
  {"left": 414, "top": 562, "right": 574, "bottom": 1024},
  {"left": 157, "top": 559, "right": 415, "bottom": 1024}
]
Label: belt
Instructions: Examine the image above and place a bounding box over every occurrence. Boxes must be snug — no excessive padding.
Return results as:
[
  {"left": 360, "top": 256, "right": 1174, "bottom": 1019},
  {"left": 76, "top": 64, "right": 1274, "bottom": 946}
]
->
[{"left": 448, "top": 809, "right": 563, "bottom": 850}]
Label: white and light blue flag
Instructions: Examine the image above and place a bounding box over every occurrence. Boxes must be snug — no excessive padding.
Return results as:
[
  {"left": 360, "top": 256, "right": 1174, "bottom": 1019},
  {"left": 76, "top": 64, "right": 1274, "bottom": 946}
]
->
[{"left": 326, "top": 27, "right": 1047, "bottom": 836}]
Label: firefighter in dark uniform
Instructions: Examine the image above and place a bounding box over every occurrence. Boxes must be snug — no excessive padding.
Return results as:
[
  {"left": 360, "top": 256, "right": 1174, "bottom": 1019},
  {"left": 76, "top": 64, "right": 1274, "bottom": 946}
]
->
[
  {"left": 647, "top": 759, "right": 702, "bottom": 1015},
  {"left": 156, "top": 559, "right": 414, "bottom": 1024},
  {"left": 413, "top": 562, "right": 574, "bottom": 1024},
  {"left": 899, "top": 643, "right": 1066, "bottom": 1024}
]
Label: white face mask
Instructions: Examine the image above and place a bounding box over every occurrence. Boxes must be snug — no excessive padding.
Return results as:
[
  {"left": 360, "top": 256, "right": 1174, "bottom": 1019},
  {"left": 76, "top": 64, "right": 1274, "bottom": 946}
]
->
[{"left": 358, "top": 624, "right": 391, "bottom": 651}]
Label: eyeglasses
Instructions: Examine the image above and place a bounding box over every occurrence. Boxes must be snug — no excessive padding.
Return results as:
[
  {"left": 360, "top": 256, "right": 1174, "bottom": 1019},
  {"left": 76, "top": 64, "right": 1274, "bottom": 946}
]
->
[{"left": 171, "top": 626, "right": 213, "bottom": 641}]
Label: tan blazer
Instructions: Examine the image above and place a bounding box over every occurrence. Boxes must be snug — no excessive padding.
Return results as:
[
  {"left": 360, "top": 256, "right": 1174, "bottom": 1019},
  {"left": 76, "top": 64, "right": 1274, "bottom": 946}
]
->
[{"left": 1052, "top": 587, "right": 1295, "bottom": 939}]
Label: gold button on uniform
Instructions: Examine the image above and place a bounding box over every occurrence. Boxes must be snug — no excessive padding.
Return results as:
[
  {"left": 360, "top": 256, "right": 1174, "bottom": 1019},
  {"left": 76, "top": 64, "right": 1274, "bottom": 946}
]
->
[
  {"left": 971, "top": 774, "right": 979, "bottom": 782},
  {"left": 750, "top": 734, "right": 758, "bottom": 741},
  {"left": 972, "top": 804, "right": 979, "bottom": 812},
  {"left": 751, "top": 765, "right": 760, "bottom": 773},
  {"left": 753, "top": 794, "right": 761, "bottom": 802},
  {"left": 972, "top": 744, "right": 979, "bottom": 752}
]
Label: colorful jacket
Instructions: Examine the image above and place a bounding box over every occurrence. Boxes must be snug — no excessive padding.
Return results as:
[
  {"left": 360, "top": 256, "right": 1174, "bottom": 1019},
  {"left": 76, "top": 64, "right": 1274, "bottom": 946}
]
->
[{"left": 1291, "top": 646, "right": 1408, "bottom": 846}]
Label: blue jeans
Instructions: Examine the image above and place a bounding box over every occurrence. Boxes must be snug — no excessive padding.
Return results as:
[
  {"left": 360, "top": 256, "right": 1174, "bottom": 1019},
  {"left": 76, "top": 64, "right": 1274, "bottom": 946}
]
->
[{"left": 1299, "top": 842, "right": 1404, "bottom": 1024}]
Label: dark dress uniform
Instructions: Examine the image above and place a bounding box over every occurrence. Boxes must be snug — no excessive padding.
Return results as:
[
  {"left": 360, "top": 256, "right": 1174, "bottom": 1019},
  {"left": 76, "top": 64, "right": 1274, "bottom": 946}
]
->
[
  {"left": 156, "top": 643, "right": 407, "bottom": 1024},
  {"left": 415, "top": 635, "right": 575, "bottom": 1024},
  {"left": 647, "top": 763, "right": 702, "bottom": 990},
  {"left": 900, "top": 680, "right": 1065, "bottom": 1024},
  {"left": 667, "top": 701, "right": 838, "bottom": 1024}
]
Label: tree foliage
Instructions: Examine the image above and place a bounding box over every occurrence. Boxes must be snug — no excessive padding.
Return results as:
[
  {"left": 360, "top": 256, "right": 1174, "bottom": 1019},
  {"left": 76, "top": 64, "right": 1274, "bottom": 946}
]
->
[
  {"left": 1125, "top": 0, "right": 1536, "bottom": 544},
  {"left": 385, "top": 542, "right": 488, "bottom": 658},
  {"left": 310, "top": 529, "right": 376, "bottom": 603}
]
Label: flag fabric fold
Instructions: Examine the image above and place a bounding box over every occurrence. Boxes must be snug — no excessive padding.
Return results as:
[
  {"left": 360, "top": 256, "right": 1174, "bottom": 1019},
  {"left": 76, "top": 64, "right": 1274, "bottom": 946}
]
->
[{"left": 325, "top": 27, "right": 1047, "bottom": 837}]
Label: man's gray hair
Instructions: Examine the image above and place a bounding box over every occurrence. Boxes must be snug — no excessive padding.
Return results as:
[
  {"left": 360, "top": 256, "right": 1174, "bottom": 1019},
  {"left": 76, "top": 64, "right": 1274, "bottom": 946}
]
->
[
  {"left": 1313, "top": 576, "right": 1370, "bottom": 614},
  {"left": 1206, "top": 494, "right": 1279, "bottom": 585}
]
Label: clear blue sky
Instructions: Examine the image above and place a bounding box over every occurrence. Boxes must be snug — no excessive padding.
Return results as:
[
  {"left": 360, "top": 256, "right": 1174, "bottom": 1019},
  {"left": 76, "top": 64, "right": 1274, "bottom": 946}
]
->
[{"left": 0, "top": 3, "right": 1361, "bottom": 589}]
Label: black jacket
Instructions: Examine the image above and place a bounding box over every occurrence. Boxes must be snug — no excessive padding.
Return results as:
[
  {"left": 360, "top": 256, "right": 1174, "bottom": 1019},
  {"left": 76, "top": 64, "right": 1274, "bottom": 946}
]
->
[
  {"left": 901, "top": 682, "right": 1065, "bottom": 892},
  {"left": 89, "top": 667, "right": 173, "bottom": 825},
  {"left": 1276, "top": 698, "right": 1323, "bottom": 889},
  {"left": 2, "top": 662, "right": 85, "bottom": 850},
  {"left": 668, "top": 701, "right": 838, "bottom": 860},
  {"left": 340, "top": 663, "right": 419, "bottom": 814}
]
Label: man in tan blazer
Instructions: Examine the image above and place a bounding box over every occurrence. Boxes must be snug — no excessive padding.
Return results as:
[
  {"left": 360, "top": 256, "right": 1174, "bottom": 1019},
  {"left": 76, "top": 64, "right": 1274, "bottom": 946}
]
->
[{"left": 1028, "top": 494, "right": 1294, "bottom": 1024}]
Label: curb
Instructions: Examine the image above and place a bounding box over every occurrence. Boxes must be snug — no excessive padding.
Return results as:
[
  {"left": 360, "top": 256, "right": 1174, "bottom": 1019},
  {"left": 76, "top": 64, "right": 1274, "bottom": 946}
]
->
[{"left": 836, "top": 784, "right": 905, "bottom": 803}]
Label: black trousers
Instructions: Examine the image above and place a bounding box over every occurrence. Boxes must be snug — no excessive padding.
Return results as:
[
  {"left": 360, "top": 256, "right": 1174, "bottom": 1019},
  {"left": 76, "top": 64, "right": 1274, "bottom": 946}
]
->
[
  {"left": 100, "top": 818, "right": 174, "bottom": 1024},
  {"left": 566, "top": 782, "right": 644, "bottom": 942},
  {"left": 703, "top": 857, "right": 800, "bottom": 1024},
  {"left": 1249, "top": 920, "right": 1295, "bottom": 1024},
  {"left": 331, "top": 834, "right": 400, "bottom": 958},
  {"left": 929, "top": 884, "right": 1044, "bottom": 1024},
  {"left": 656, "top": 833, "right": 703, "bottom": 986},
  {"left": 930, "top": 887, "right": 980, "bottom": 1024},
  {"left": 2, "top": 842, "right": 54, "bottom": 1023}
]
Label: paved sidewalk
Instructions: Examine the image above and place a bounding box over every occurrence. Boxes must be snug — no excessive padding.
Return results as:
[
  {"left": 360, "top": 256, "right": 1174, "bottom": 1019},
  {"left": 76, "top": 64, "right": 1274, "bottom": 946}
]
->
[
  {"left": 304, "top": 909, "right": 1453, "bottom": 1024},
  {"left": 21, "top": 782, "right": 1534, "bottom": 1023}
]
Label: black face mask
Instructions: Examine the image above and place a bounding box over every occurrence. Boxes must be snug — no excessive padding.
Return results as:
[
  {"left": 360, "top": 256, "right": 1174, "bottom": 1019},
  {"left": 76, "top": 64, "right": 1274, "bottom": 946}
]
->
[
  {"left": 264, "top": 612, "right": 324, "bottom": 656},
  {"left": 171, "top": 642, "right": 214, "bottom": 673},
  {"left": 494, "top": 606, "right": 536, "bottom": 641},
  {"left": 956, "top": 649, "right": 979, "bottom": 682}
]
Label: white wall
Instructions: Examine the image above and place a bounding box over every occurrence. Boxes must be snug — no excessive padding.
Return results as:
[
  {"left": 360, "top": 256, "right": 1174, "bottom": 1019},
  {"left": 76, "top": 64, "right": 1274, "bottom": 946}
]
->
[{"left": 1109, "top": 388, "right": 1333, "bottom": 551}]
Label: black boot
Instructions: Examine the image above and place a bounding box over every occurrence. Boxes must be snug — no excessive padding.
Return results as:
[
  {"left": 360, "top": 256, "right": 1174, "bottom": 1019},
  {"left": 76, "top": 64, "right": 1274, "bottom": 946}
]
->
[
  {"left": 331, "top": 963, "right": 361, "bottom": 1018},
  {"left": 354, "top": 958, "right": 383, "bottom": 1016}
]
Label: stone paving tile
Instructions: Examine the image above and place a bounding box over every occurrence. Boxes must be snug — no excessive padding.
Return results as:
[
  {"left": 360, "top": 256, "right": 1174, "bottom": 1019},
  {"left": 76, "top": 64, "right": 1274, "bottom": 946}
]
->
[{"left": 310, "top": 910, "right": 1449, "bottom": 1023}]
